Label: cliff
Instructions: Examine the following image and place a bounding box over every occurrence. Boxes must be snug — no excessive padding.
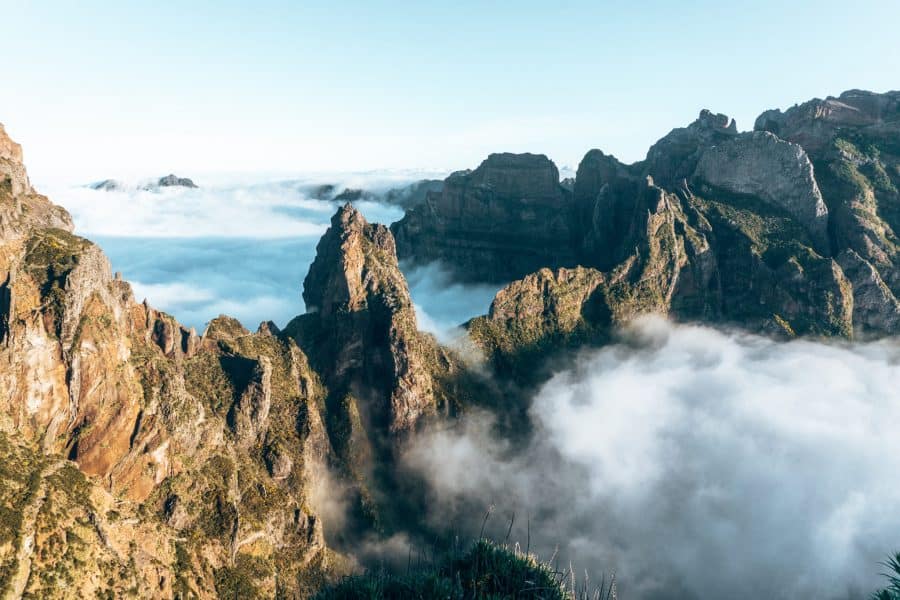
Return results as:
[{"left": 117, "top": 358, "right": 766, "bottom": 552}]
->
[
  {"left": 392, "top": 153, "right": 579, "bottom": 282},
  {"left": 392, "top": 91, "right": 900, "bottom": 367},
  {"left": 0, "top": 124, "right": 333, "bottom": 598}
]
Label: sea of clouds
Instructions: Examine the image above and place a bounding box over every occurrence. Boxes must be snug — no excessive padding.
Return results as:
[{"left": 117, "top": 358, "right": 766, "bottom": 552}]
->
[
  {"left": 40, "top": 173, "right": 501, "bottom": 334},
  {"left": 404, "top": 316, "right": 900, "bottom": 599}
]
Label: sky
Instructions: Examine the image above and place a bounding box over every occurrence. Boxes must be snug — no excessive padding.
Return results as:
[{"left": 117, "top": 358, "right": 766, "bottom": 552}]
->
[{"left": 2, "top": 0, "right": 899, "bottom": 182}]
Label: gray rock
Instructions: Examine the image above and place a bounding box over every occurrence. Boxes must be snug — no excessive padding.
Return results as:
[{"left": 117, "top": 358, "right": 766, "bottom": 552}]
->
[
  {"left": 694, "top": 131, "right": 830, "bottom": 252},
  {"left": 392, "top": 153, "right": 578, "bottom": 282},
  {"left": 154, "top": 174, "right": 198, "bottom": 188},
  {"left": 643, "top": 109, "right": 739, "bottom": 186}
]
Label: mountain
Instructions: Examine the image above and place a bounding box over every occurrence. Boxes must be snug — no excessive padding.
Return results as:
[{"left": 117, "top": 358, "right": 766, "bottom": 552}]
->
[
  {"left": 1, "top": 89, "right": 899, "bottom": 598},
  {"left": 1, "top": 124, "right": 331, "bottom": 597},
  {"left": 89, "top": 174, "right": 199, "bottom": 192},
  {"left": 396, "top": 91, "right": 900, "bottom": 361},
  {"left": 0, "top": 122, "right": 487, "bottom": 597}
]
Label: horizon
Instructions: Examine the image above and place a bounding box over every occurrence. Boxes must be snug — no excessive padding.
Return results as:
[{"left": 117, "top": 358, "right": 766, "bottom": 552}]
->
[{"left": 3, "top": 1, "right": 899, "bottom": 182}]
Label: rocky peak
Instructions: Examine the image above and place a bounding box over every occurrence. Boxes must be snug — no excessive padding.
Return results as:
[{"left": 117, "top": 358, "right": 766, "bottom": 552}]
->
[
  {"left": 755, "top": 89, "right": 900, "bottom": 151},
  {"left": 0, "top": 126, "right": 73, "bottom": 240},
  {"left": 392, "top": 153, "right": 579, "bottom": 282},
  {"left": 154, "top": 173, "right": 198, "bottom": 189},
  {"left": 0, "top": 123, "right": 33, "bottom": 199},
  {"left": 643, "top": 109, "right": 739, "bottom": 186},
  {"left": 465, "top": 152, "right": 564, "bottom": 200},
  {"left": 304, "top": 203, "right": 407, "bottom": 318},
  {"left": 573, "top": 150, "right": 636, "bottom": 230},
  {"left": 695, "top": 108, "right": 738, "bottom": 133},
  {"left": 297, "top": 204, "right": 438, "bottom": 433},
  {"left": 0, "top": 123, "right": 25, "bottom": 165}
]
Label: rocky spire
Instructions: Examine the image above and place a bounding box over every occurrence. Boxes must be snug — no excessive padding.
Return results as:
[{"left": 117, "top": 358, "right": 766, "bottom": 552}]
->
[{"left": 298, "top": 203, "right": 439, "bottom": 433}]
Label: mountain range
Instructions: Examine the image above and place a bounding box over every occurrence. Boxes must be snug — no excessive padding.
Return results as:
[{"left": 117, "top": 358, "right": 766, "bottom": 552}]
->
[{"left": 0, "top": 88, "right": 898, "bottom": 598}]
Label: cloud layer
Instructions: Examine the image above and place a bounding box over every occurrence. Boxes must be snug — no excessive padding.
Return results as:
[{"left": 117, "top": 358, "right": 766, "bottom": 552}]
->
[
  {"left": 404, "top": 317, "right": 900, "bottom": 599},
  {"left": 49, "top": 174, "right": 497, "bottom": 333}
]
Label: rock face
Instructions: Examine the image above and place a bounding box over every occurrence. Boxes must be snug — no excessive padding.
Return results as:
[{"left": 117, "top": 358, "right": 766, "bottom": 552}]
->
[
  {"left": 694, "top": 130, "right": 830, "bottom": 251},
  {"left": 295, "top": 204, "right": 444, "bottom": 434},
  {"left": 394, "top": 91, "right": 900, "bottom": 361},
  {"left": 754, "top": 89, "right": 900, "bottom": 335},
  {"left": 643, "top": 108, "right": 739, "bottom": 186},
  {"left": 0, "top": 126, "right": 333, "bottom": 598},
  {"left": 0, "top": 124, "right": 73, "bottom": 240},
  {"left": 755, "top": 89, "right": 900, "bottom": 153},
  {"left": 392, "top": 153, "right": 578, "bottom": 282}
]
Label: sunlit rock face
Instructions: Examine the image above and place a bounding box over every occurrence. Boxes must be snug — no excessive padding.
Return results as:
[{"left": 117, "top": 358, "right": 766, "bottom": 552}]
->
[
  {"left": 0, "top": 123, "right": 334, "bottom": 598},
  {"left": 298, "top": 203, "right": 445, "bottom": 434},
  {"left": 397, "top": 92, "right": 900, "bottom": 351}
]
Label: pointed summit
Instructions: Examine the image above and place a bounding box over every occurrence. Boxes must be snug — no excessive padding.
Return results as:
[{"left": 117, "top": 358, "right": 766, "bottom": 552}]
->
[
  {"left": 304, "top": 203, "right": 410, "bottom": 318},
  {"left": 296, "top": 204, "right": 438, "bottom": 432}
]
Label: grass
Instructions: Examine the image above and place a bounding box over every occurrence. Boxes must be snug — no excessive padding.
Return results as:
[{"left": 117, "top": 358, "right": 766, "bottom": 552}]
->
[{"left": 315, "top": 538, "right": 614, "bottom": 600}]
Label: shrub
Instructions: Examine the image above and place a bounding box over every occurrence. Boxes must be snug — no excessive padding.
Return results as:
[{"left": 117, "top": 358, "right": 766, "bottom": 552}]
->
[
  {"left": 316, "top": 538, "right": 612, "bottom": 600},
  {"left": 873, "top": 553, "right": 900, "bottom": 600}
]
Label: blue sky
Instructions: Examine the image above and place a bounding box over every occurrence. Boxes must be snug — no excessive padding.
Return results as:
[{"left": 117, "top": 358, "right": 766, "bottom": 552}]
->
[{"left": 2, "top": 0, "right": 898, "bottom": 181}]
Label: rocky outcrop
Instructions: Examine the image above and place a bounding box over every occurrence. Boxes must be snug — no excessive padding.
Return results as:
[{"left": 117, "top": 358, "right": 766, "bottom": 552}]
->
[
  {"left": 89, "top": 174, "right": 198, "bottom": 192},
  {"left": 694, "top": 130, "right": 830, "bottom": 251},
  {"left": 0, "top": 124, "right": 72, "bottom": 241},
  {"left": 755, "top": 89, "right": 900, "bottom": 153},
  {"left": 295, "top": 203, "right": 443, "bottom": 434},
  {"left": 755, "top": 88, "right": 900, "bottom": 333},
  {"left": 392, "top": 153, "right": 578, "bottom": 282},
  {"left": 154, "top": 173, "right": 198, "bottom": 188},
  {"left": 228, "top": 355, "right": 273, "bottom": 447},
  {"left": 643, "top": 108, "right": 739, "bottom": 186},
  {"left": 0, "top": 126, "right": 335, "bottom": 598}
]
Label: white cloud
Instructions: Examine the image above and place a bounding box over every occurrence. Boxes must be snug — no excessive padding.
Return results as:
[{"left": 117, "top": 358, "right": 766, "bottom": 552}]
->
[{"left": 404, "top": 317, "right": 900, "bottom": 599}]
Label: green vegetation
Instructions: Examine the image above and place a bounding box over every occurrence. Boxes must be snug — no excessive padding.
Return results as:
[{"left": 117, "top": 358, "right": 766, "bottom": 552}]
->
[
  {"left": 873, "top": 553, "right": 900, "bottom": 600},
  {"left": 22, "top": 228, "right": 93, "bottom": 338},
  {"left": 316, "top": 539, "right": 608, "bottom": 600},
  {"left": 214, "top": 554, "right": 271, "bottom": 599}
]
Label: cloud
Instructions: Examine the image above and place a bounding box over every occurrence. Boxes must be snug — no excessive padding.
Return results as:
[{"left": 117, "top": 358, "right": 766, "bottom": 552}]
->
[
  {"left": 404, "top": 261, "right": 503, "bottom": 342},
  {"left": 43, "top": 177, "right": 410, "bottom": 239},
  {"left": 50, "top": 176, "right": 498, "bottom": 333},
  {"left": 403, "top": 317, "right": 900, "bottom": 600}
]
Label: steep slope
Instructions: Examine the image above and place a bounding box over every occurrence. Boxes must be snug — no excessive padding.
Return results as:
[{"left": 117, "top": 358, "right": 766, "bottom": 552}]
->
[
  {"left": 392, "top": 153, "right": 578, "bottom": 282},
  {"left": 391, "top": 93, "right": 900, "bottom": 367},
  {"left": 0, "top": 124, "right": 335, "bottom": 598},
  {"left": 755, "top": 89, "right": 900, "bottom": 332},
  {"left": 283, "top": 204, "right": 487, "bottom": 534}
]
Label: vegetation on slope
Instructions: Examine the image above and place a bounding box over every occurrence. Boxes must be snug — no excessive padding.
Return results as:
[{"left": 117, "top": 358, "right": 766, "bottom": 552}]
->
[{"left": 315, "top": 538, "right": 612, "bottom": 600}]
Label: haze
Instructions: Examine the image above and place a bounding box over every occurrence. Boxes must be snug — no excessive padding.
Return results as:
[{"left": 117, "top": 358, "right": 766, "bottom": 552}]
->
[{"left": 3, "top": 0, "right": 899, "bottom": 183}]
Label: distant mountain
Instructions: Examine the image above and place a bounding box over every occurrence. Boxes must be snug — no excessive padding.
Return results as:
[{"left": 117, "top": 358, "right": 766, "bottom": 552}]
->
[
  {"left": 302, "top": 178, "right": 443, "bottom": 209},
  {"left": 89, "top": 173, "right": 198, "bottom": 191}
]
